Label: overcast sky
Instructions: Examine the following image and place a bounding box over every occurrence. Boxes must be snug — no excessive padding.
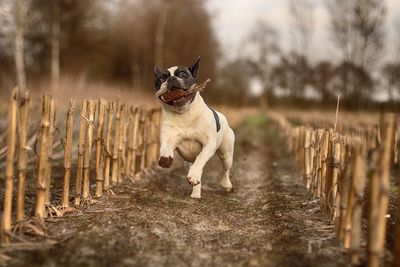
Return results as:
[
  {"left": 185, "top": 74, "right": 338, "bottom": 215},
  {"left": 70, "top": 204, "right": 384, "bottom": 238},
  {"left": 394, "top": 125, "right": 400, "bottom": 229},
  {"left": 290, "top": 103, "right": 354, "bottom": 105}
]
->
[{"left": 206, "top": 0, "right": 400, "bottom": 62}]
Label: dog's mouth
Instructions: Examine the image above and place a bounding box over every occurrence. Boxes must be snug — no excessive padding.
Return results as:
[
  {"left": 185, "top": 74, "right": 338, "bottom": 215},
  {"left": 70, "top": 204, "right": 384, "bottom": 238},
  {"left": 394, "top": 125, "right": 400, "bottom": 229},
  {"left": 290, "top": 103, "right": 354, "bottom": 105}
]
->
[{"left": 159, "top": 88, "right": 195, "bottom": 107}]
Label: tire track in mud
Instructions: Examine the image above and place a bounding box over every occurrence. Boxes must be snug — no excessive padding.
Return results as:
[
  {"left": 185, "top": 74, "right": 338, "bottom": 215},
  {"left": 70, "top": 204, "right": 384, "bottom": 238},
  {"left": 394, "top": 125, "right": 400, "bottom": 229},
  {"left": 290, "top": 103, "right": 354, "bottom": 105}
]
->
[{"left": 7, "top": 116, "right": 348, "bottom": 267}]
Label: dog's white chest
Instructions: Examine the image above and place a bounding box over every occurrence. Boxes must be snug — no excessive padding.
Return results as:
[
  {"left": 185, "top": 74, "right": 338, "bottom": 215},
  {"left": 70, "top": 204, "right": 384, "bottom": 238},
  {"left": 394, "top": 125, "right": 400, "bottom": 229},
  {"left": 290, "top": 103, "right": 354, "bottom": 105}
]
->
[{"left": 176, "top": 139, "right": 203, "bottom": 163}]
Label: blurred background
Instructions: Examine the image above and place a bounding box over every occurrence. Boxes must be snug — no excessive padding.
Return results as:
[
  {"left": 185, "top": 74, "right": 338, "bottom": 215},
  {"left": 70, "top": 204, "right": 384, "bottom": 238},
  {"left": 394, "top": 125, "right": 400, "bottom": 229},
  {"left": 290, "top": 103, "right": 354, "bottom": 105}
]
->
[{"left": 0, "top": 0, "right": 399, "bottom": 110}]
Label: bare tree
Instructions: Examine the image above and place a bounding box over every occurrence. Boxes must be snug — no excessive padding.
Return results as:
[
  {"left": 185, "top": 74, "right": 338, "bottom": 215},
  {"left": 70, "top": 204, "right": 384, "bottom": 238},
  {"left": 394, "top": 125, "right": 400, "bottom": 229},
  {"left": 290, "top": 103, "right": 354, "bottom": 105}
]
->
[
  {"left": 353, "top": 0, "right": 386, "bottom": 68},
  {"left": 248, "top": 20, "right": 280, "bottom": 104},
  {"left": 326, "top": 0, "right": 386, "bottom": 69},
  {"left": 288, "top": 0, "right": 314, "bottom": 58},
  {"left": 154, "top": 1, "right": 170, "bottom": 68},
  {"left": 51, "top": 0, "right": 60, "bottom": 91}
]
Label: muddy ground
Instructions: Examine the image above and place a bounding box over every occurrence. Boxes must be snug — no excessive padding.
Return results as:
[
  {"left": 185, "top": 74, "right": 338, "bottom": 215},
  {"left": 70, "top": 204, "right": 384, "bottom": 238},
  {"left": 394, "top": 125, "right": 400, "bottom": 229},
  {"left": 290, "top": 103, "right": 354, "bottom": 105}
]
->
[{"left": 2, "top": 115, "right": 349, "bottom": 267}]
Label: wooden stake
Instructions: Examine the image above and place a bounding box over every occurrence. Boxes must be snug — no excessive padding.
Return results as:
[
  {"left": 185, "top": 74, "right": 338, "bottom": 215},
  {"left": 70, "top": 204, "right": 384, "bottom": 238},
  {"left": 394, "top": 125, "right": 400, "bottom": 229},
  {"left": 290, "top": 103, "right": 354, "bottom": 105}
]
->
[
  {"left": 392, "top": 176, "right": 400, "bottom": 267},
  {"left": 111, "top": 101, "right": 121, "bottom": 184},
  {"left": 125, "top": 106, "right": 135, "bottom": 177},
  {"left": 154, "top": 109, "right": 162, "bottom": 162},
  {"left": 16, "top": 90, "right": 30, "bottom": 222},
  {"left": 61, "top": 100, "right": 74, "bottom": 208},
  {"left": 338, "top": 150, "right": 352, "bottom": 240},
  {"left": 349, "top": 142, "right": 366, "bottom": 265},
  {"left": 140, "top": 107, "right": 147, "bottom": 172},
  {"left": 34, "top": 95, "right": 52, "bottom": 219},
  {"left": 82, "top": 100, "right": 96, "bottom": 199},
  {"left": 74, "top": 100, "right": 88, "bottom": 206},
  {"left": 314, "top": 130, "right": 324, "bottom": 198},
  {"left": 334, "top": 138, "right": 346, "bottom": 233},
  {"left": 118, "top": 103, "right": 126, "bottom": 182},
  {"left": 45, "top": 99, "right": 56, "bottom": 206},
  {"left": 329, "top": 138, "right": 341, "bottom": 221},
  {"left": 304, "top": 128, "right": 312, "bottom": 189},
  {"left": 343, "top": 154, "right": 357, "bottom": 248},
  {"left": 95, "top": 99, "right": 106, "bottom": 197},
  {"left": 368, "top": 114, "right": 395, "bottom": 267},
  {"left": 320, "top": 130, "right": 330, "bottom": 205},
  {"left": 145, "top": 109, "right": 155, "bottom": 168},
  {"left": 309, "top": 131, "right": 316, "bottom": 194},
  {"left": 1, "top": 89, "right": 18, "bottom": 243},
  {"left": 132, "top": 107, "right": 141, "bottom": 175},
  {"left": 103, "top": 102, "right": 114, "bottom": 190}
]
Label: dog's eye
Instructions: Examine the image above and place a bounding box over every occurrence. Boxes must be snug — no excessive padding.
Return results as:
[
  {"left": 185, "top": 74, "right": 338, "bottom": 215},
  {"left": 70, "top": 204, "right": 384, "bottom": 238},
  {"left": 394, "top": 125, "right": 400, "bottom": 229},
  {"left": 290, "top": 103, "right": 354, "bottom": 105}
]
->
[
  {"left": 178, "top": 72, "right": 188, "bottom": 78},
  {"left": 157, "top": 77, "right": 165, "bottom": 84}
]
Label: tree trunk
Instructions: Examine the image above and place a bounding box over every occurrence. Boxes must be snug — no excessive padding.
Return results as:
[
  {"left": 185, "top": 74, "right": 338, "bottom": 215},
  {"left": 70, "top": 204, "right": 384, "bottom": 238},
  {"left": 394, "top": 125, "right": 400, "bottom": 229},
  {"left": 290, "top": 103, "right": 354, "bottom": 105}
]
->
[
  {"left": 154, "top": 3, "right": 169, "bottom": 68},
  {"left": 51, "top": 0, "right": 61, "bottom": 91}
]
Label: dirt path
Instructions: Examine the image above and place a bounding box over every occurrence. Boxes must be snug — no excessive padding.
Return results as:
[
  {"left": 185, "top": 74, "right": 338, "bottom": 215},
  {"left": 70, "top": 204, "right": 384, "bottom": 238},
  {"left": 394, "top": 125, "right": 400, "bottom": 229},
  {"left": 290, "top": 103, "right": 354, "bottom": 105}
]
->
[{"left": 6, "top": 115, "right": 348, "bottom": 267}]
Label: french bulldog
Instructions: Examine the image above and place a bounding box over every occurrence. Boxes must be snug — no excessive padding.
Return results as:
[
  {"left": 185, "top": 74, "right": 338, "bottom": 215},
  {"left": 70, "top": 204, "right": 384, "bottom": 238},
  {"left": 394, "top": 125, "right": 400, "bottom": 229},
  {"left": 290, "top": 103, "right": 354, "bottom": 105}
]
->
[{"left": 154, "top": 57, "right": 235, "bottom": 199}]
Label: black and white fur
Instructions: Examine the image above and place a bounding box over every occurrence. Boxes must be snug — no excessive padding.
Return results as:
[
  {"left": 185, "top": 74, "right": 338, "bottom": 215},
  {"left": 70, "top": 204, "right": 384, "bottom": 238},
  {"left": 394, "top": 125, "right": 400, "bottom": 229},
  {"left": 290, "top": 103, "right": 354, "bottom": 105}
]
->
[{"left": 154, "top": 57, "right": 235, "bottom": 198}]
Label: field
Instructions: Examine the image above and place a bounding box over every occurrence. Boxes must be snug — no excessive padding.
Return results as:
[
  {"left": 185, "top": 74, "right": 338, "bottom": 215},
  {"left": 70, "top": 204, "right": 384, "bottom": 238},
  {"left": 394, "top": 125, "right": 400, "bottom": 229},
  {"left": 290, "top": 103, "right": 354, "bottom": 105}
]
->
[
  {"left": 0, "top": 109, "right": 345, "bottom": 266},
  {"left": 0, "top": 91, "right": 399, "bottom": 267},
  {"left": 1, "top": 0, "right": 399, "bottom": 265}
]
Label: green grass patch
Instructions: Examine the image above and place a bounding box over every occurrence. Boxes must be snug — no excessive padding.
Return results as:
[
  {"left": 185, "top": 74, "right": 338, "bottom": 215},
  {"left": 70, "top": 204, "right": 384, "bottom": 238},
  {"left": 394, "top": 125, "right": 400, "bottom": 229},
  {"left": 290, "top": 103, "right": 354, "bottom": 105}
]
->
[
  {"left": 288, "top": 118, "right": 303, "bottom": 127},
  {"left": 389, "top": 185, "right": 400, "bottom": 195},
  {"left": 245, "top": 114, "right": 267, "bottom": 127}
]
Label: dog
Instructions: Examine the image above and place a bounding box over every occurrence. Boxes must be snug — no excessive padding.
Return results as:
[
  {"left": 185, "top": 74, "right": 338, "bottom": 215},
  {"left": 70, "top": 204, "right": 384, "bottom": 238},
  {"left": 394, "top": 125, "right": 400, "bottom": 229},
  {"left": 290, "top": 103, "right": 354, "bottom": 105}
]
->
[{"left": 154, "top": 57, "right": 235, "bottom": 198}]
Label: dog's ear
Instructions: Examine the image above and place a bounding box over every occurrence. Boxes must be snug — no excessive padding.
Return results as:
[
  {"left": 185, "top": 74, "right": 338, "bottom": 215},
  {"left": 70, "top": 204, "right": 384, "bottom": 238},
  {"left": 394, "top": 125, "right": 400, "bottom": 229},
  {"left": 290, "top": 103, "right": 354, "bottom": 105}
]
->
[
  {"left": 188, "top": 56, "right": 201, "bottom": 78},
  {"left": 154, "top": 66, "right": 162, "bottom": 77}
]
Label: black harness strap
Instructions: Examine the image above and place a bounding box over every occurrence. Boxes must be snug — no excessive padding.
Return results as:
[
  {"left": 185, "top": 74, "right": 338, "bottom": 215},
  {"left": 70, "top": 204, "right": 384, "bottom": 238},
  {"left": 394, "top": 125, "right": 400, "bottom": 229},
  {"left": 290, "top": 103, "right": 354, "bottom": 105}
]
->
[{"left": 210, "top": 108, "right": 221, "bottom": 132}]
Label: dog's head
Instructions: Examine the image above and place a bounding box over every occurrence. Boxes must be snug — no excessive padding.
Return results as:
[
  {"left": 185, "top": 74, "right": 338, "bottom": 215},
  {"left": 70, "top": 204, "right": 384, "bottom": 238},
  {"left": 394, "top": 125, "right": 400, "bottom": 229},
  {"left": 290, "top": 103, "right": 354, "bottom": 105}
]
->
[{"left": 154, "top": 57, "right": 201, "bottom": 112}]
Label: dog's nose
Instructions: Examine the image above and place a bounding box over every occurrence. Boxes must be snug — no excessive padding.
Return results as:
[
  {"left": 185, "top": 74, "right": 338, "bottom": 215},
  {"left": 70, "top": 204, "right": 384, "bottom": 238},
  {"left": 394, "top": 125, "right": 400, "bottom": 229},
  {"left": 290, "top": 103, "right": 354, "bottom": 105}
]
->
[{"left": 167, "top": 76, "right": 178, "bottom": 90}]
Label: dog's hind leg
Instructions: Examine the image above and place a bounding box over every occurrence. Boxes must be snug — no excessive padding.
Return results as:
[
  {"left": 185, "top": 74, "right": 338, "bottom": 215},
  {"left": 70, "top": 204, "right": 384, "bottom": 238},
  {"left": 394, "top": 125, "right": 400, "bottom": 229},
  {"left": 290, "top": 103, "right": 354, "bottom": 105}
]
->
[{"left": 217, "top": 128, "right": 235, "bottom": 192}]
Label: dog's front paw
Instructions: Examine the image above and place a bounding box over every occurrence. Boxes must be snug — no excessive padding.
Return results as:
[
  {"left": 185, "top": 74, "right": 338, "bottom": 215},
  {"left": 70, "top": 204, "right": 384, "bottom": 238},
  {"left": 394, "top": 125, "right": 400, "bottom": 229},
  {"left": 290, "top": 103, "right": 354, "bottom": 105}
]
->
[
  {"left": 186, "top": 168, "right": 201, "bottom": 186},
  {"left": 158, "top": 156, "right": 173, "bottom": 168}
]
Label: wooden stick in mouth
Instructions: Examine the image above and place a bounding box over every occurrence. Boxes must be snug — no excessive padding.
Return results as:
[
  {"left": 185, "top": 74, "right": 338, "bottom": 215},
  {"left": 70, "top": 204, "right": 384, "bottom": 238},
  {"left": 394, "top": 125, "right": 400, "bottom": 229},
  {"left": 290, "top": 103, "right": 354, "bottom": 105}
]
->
[{"left": 186, "top": 78, "right": 211, "bottom": 95}]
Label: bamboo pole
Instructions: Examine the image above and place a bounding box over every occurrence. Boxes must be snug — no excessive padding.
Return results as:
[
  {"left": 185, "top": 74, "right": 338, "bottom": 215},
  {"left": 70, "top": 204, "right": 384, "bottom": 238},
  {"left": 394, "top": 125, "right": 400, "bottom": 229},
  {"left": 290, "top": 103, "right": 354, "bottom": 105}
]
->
[
  {"left": 309, "top": 130, "right": 317, "bottom": 195},
  {"left": 324, "top": 132, "right": 334, "bottom": 207},
  {"left": 133, "top": 107, "right": 142, "bottom": 175},
  {"left": 82, "top": 100, "right": 96, "bottom": 199},
  {"left": 329, "top": 138, "right": 341, "bottom": 221},
  {"left": 74, "top": 100, "right": 88, "bottom": 206},
  {"left": 140, "top": 107, "right": 147, "bottom": 172},
  {"left": 111, "top": 101, "right": 121, "bottom": 184},
  {"left": 392, "top": 180, "right": 400, "bottom": 267},
  {"left": 125, "top": 106, "right": 135, "bottom": 177},
  {"left": 45, "top": 99, "right": 56, "bottom": 206},
  {"left": 156, "top": 109, "right": 162, "bottom": 159},
  {"left": 154, "top": 109, "right": 162, "bottom": 163},
  {"left": 304, "top": 128, "right": 312, "bottom": 189},
  {"left": 314, "top": 130, "right": 324, "bottom": 198},
  {"left": 103, "top": 102, "right": 114, "bottom": 190},
  {"left": 368, "top": 114, "right": 395, "bottom": 267},
  {"left": 61, "top": 100, "right": 74, "bottom": 208},
  {"left": 319, "top": 130, "right": 330, "bottom": 204},
  {"left": 349, "top": 142, "right": 366, "bottom": 265},
  {"left": 1, "top": 89, "right": 18, "bottom": 243},
  {"left": 34, "top": 95, "right": 52, "bottom": 219},
  {"left": 299, "top": 126, "right": 305, "bottom": 171},
  {"left": 334, "top": 138, "right": 346, "bottom": 233},
  {"left": 118, "top": 103, "right": 126, "bottom": 182},
  {"left": 16, "top": 90, "right": 30, "bottom": 222},
  {"left": 145, "top": 109, "right": 155, "bottom": 168},
  {"left": 338, "top": 152, "right": 352, "bottom": 240},
  {"left": 95, "top": 99, "right": 106, "bottom": 197},
  {"left": 342, "top": 152, "right": 356, "bottom": 249},
  {"left": 122, "top": 104, "right": 128, "bottom": 179}
]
